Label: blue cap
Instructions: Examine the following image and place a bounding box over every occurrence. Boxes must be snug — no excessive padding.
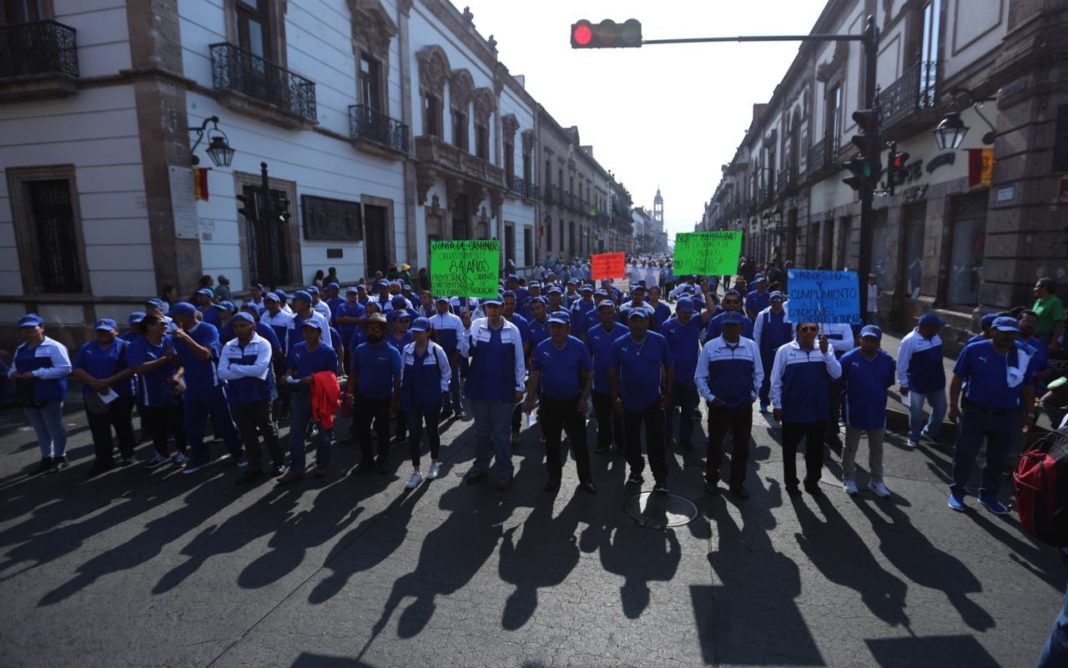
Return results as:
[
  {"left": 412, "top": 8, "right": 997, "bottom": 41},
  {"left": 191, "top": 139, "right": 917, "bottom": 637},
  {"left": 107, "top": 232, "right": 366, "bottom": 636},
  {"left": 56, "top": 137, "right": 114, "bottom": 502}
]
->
[
  {"left": 625, "top": 307, "right": 649, "bottom": 321},
  {"left": 17, "top": 313, "right": 43, "bottom": 328},
  {"left": 502, "top": 290, "right": 516, "bottom": 299},
  {"left": 403, "top": 283, "right": 412, "bottom": 291},
  {"left": 580, "top": 284, "right": 593, "bottom": 293},
  {"left": 264, "top": 292, "right": 280, "bottom": 303},
  {"left": 529, "top": 282, "right": 542, "bottom": 289},
  {"left": 196, "top": 288, "right": 213, "bottom": 297},
  {"left": 292, "top": 290, "right": 312, "bottom": 303},
  {"left": 548, "top": 310, "right": 571, "bottom": 325},
  {"left": 146, "top": 298, "right": 166, "bottom": 310},
  {"left": 434, "top": 296, "right": 449, "bottom": 303},
  {"left": 720, "top": 311, "right": 746, "bottom": 325},
  {"left": 391, "top": 295, "right": 407, "bottom": 305},
  {"left": 305, "top": 286, "right": 320, "bottom": 295},
  {"left": 94, "top": 318, "right": 118, "bottom": 331},
  {"left": 410, "top": 317, "right": 430, "bottom": 332},
  {"left": 345, "top": 286, "right": 359, "bottom": 295},
  {"left": 377, "top": 279, "right": 390, "bottom": 287},
  {"left": 394, "top": 309, "right": 412, "bottom": 320},
  {"left": 752, "top": 276, "right": 767, "bottom": 285},
  {"left": 274, "top": 289, "right": 288, "bottom": 300},
  {"left": 979, "top": 313, "right": 998, "bottom": 329},
  {"left": 326, "top": 282, "right": 340, "bottom": 291},
  {"left": 676, "top": 298, "right": 695, "bottom": 313},
  {"left": 770, "top": 290, "right": 785, "bottom": 300},
  {"left": 214, "top": 300, "right": 236, "bottom": 312},
  {"left": 231, "top": 312, "right": 255, "bottom": 325},
  {"left": 170, "top": 301, "right": 197, "bottom": 317},
  {"left": 547, "top": 286, "right": 563, "bottom": 295},
  {"left": 529, "top": 296, "right": 546, "bottom": 305},
  {"left": 992, "top": 316, "right": 1020, "bottom": 332},
  {"left": 128, "top": 311, "right": 146, "bottom": 325},
  {"left": 356, "top": 284, "right": 367, "bottom": 291},
  {"left": 597, "top": 299, "right": 616, "bottom": 311},
  {"left": 241, "top": 301, "right": 259, "bottom": 311},
  {"left": 300, "top": 319, "right": 321, "bottom": 330},
  {"left": 567, "top": 278, "right": 578, "bottom": 285},
  {"left": 860, "top": 325, "right": 882, "bottom": 339},
  {"left": 918, "top": 312, "right": 945, "bottom": 327},
  {"left": 482, "top": 296, "right": 503, "bottom": 306}
]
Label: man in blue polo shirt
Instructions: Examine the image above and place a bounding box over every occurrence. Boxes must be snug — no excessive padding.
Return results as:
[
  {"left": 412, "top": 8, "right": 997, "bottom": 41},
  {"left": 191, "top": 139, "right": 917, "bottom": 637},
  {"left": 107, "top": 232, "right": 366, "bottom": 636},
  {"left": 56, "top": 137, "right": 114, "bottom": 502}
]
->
[
  {"left": 570, "top": 285, "right": 597, "bottom": 338},
  {"left": 839, "top": 325, "right": 896, "bottom": 498},
  {"left": 586, "top": 299, "right": 629, "bottom": 455},
  {"left": 770, "top": 321, "right": 842, "bottom": 496},
  {"left": 661, "top": 292, "right": 717, "bottom": 451},
  {"left": 277, "top": 321, "right": 340, "bottom": 483},
  {"left": 898, "top": 312, "right": 948, "bottom": 448},
  {"left": 946, "top": 316, "right": 1036, "bottom": 513},
  {"left": 524, "top": 310, "right": 597, "bottom": 494},
  {"left": 610, "top": 308, "right": 674, "bottom": 494},
  {"left": 71, "top": 318, "right": 137, "bottom": 476},
  {"left": 695, "top": 310, "right": 763, "bottom": 499},
  {"left": 170, "top": 302, "right": 244, "bottom": 473},
  {"left": 704, "top": 290, "right": 753, "bottom": 342},
  {"left": 526, "top": 297, "right": 551, "bottom": 352},
  {"left": 349, "top": 313, "right": 402, "bottom": 475},
  {"left": 745, "top": 277, "right": 771, "bottom": 321},
  {"left": 752, "top": 290, "right": 791, "bottom": 412}
]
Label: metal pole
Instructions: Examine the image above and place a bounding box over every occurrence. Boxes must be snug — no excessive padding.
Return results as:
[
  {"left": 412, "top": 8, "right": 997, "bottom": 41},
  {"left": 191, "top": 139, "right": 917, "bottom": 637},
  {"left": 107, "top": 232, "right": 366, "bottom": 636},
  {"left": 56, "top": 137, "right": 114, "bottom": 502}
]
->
[
  {"left": 856, "top": 16, "right": 878, "bottom": 317},
  {"left": 259, "top": 161, "right": 272, "bottom": 225}
]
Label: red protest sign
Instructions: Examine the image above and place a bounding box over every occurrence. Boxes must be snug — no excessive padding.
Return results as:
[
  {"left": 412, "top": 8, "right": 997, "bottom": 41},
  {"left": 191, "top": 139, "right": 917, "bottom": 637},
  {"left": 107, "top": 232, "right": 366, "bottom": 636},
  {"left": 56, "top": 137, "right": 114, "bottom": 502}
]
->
[{"left": 591, "top": 252, "right": 626, "bottom": 280}]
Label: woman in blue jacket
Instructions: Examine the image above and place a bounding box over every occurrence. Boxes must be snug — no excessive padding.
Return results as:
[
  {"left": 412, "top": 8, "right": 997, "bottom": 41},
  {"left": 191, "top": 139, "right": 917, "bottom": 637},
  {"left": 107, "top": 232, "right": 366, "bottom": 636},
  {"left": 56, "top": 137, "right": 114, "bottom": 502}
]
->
[
  {"left": 9, "top": 314, "right": 71, "bottom": 474},
  {"left": 400, "top": 317, "right": 451, "bottom": 489}
]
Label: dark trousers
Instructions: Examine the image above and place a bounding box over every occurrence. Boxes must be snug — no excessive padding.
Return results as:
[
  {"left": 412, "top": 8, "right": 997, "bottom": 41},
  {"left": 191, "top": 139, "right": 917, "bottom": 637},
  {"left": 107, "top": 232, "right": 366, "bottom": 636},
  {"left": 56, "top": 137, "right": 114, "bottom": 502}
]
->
[
  {"left": 781, "top": 420, "right": 827, "bottom": 488},
  {"left": 592, "top": 390, "right": 624, "bottom": 450},
  {"left": 232, "top": 398, "right": 284, "bottom": 472},
  {"left": 356, "top": 395, "right": 391, "bottom": 464},
  {"left": 759, "top": 359, "right": 773, "bottom": 405},
  {"left": 664, "top": 380, "right": 700, "bottom": 448},
  {"left": 288, "top": 391, "right": 331, "bottom": 474},
  {"left": 826, "top": 379, "right": 843, "bottom": 438},
  {"left": 951, "top": 405, "right": 1018, "bottom": 497},
  {"left": 706, "top": 403, "right": 753, "bottom": 487},
  {"left": 395, "top": 410, "right": 408, "bottom": 441},
  {"left": 541, "top": 395, "right": 592, "bottom": 484},
  {"left": 86, "top": 395, "right": 136, "bottom": 464},
  {"left": 407, "top": 403, "right": 441, "bottom": 467},
  {"left": 141, "top": 404, "right": 186, "bottom": 456},
  {"left": 511, "top": 403, "right": 523, "bottom": 434},
  {"left": 623, "top": 401, "right": 667, "bottom": 484},
  {"left": 183, "top": 386, "right": 242, "bottom": 466}
]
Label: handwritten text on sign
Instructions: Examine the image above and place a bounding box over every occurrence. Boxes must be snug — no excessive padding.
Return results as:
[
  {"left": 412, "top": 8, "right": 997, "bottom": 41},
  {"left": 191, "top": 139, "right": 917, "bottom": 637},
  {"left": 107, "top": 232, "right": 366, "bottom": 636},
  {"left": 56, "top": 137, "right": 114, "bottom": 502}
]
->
[
  {"left": 673, "top": 231, "right": 743, "bottom": 276},
  {"left": 430, "top": 240, "right": 500, "bottom": 298},
  {"left": 785, "top": 269, "right": 861, "bottom": 324},
  {"left": 591, "top": 252, "right": 626, "bottom": 280}
]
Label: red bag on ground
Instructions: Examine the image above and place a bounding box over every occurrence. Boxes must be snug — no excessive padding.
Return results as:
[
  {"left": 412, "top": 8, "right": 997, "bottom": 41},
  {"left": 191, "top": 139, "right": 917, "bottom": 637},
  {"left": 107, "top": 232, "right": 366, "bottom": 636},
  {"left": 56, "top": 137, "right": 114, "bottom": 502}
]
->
[{"left": 1013, "top": 429, "right": 1068, "bottom": 547}]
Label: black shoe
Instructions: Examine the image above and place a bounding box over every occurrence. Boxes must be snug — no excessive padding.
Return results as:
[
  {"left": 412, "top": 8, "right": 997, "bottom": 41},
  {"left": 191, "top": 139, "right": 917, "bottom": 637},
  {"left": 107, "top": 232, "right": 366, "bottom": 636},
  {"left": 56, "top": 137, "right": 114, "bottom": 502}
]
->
[
  {"left": 117, "top": 457, "right": 132, "bottom": 467},
  {"left": 786, "top": 485, "right": 802, "bottom": 497},
  {"left": 350, "top": 462, "right": 375, "bottom": 476},
  {"left": 653, "top": 482, "right": 670, "bottom": 495},
  {"left": 465, "top": 470, "right": 487, "bottom": 485},
  {"left": 704, "top": 480, "right": 720, "bottom": 496},
  {"left": 235, "top": 469, "right": 263, "bottom": 485},
  {"left": 729, "top": 484, "right": 750, "bottom": 500},
  {"left": 544, "top": 478, "right": 561, "bottom": 492},
  {"left": 579, "top": 481, "right": 598, "bottom": 494},
  {"left": 50, "top": 456, "right": 69, "bottom": 473},
  {"left": 804, "top": 482, "right": 823, "bottom": 496},
  {"left": 626, "top": 472, "right": 645, "bottom": 486},
  {"left": 375, "top": 457, "right": 388, "bottom": 473},
  {"left": 269, "top": 463, "right": 285, "bottom": 477},
  {"left": 497, "top": 477, "right": 514, "bottom": 491},
  {"left": 34, "top": 458, "right": 54, "bottom": 475}
]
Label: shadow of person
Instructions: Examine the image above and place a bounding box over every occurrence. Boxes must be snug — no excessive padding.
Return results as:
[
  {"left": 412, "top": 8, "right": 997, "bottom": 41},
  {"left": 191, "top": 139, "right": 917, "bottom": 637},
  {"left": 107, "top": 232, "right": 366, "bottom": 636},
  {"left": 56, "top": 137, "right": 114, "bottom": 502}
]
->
[
  {"left": 793, "top": 493, "right": 912, "bottom": 629},
  {"left": 965, "top": 505, "right": 1068, "bottom": 594}
]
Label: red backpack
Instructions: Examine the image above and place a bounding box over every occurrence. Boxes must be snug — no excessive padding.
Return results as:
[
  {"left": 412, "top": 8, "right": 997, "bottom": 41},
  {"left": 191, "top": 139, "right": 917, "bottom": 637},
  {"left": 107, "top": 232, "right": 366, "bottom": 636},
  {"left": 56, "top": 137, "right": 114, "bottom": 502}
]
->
[{"left": 1013, "top": 429, "right": 1068, "bottom": 547}]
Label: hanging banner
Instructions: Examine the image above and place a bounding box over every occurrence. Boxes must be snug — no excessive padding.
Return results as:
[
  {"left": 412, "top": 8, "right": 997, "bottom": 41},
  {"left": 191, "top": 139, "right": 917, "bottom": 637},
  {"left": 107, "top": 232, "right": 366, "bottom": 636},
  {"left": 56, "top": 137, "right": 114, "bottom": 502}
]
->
[
  {"left": 967, "top": 148, "right": 994, "bottom": 189},
  {"left": 430, "top": 240, "right": 500, "bottom": 298},
  {"left": 673, "top": 231, "right": 743, "bottom": 276},
  {"left": 591, "top": 252, "right": 626, "bottom": 280},
  {"left": 784, "top": 269, "right": 861, "bottom": 324},
  {"left": 193, "top": 167, "right": 210, "bottom": 201}
]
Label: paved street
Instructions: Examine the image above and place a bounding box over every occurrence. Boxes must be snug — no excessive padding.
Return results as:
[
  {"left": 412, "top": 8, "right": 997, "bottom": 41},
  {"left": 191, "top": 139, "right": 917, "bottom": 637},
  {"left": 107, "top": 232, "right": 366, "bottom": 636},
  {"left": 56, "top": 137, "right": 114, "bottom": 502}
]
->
[{"left": 0, "top": 392, "right": 1064, "bottom": 667}]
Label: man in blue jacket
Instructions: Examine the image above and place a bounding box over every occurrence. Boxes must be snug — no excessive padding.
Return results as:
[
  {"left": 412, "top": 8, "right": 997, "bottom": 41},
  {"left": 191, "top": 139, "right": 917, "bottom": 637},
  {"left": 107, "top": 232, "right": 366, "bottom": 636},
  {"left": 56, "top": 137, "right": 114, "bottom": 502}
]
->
[
  {"left": 695, "top": 311, "right": 763, "bottom": 499},
  {"left": 839, "top": 325, "right": 896, "bottom": 498},
  {"left": 897, "top": 312, "right": 948, "bottom": 448},
  {"left": 770, "top": 321, "right": 842, "bottom": 496}
]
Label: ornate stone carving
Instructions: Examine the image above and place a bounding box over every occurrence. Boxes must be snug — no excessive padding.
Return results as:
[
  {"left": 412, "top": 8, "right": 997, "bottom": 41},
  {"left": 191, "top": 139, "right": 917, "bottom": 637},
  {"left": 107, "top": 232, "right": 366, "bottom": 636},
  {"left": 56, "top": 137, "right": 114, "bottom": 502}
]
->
[
  {"left": 501, "top": 113, "right": 519, "bottom": 140},
  {"left": 816, "top": 41, "right": 847, "bottom": 83},
  {"left": 450, "top": 69, "right": 475, "bottom": 109},
  {"left": 521, "top": 129, "right": 534, "bottom": 154},
  {"left": 348, "top": 0, "right": 397, "bottom": 60},
  {"left": 473, "top": 87, "right": 496, "bottom": 124},
  {"left": 417, "top": 45, "right": 449, "bottom": 95}
]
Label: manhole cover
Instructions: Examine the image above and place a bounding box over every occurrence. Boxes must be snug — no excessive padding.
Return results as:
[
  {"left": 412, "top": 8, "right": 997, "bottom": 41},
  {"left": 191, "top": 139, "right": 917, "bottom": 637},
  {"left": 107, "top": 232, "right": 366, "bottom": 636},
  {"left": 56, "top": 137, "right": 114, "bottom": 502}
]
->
[{"left": 623, "top": 491, "right": 699, "bottom": 530}]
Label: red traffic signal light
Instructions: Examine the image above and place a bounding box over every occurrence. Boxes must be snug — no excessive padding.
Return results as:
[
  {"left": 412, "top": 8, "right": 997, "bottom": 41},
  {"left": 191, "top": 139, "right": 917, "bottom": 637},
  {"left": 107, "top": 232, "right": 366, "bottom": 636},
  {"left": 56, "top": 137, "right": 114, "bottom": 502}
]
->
[
  {"left": 570, "top": 18, "right": 642, "bottom": 49},
  {"left": 890, "top": 151, "right": 910, "bottom": 171}
]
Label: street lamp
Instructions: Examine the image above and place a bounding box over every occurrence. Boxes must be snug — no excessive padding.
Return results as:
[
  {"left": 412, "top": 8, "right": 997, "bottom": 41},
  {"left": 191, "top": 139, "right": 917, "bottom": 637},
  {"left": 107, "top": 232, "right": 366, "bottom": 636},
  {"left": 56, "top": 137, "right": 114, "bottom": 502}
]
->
[
  {"left": 934, "top": 87, "right": 998, "bottom": 150},
  {"left": 190, "top": 115, "right": 235, "bottom": 167},
  {"left": 933, "top": 112, "right": 969, "bottom": 150}
]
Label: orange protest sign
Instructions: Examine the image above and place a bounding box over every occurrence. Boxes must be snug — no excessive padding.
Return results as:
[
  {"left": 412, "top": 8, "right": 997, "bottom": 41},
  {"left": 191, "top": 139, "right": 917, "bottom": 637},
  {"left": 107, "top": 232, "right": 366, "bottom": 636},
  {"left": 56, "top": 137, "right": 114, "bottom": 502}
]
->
[{"left": 591, "top": 252, "right": 626, "bottom": 280}]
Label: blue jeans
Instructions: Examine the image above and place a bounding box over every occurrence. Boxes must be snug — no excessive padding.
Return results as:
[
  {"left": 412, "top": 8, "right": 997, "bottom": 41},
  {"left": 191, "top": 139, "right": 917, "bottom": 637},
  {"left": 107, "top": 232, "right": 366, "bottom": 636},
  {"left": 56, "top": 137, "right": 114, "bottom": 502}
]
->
[
  {"left": 951, "top": 405, "right": 1017, "bottom": 498},
  {"left": 665, "top": 380, "right": 699, "bottom": 447},
  {"left": 1038, "top": 585, "right": 1068, "bottom": 667},
  {"left": 288, "top": 392, "right": 331, "bottom": 474},
  {"left": 908, "top": 388, "right": 947, "bottom": 441},
  {"left": 23, "top": 400, "right": 67, "bottom": 459},
  {"left": 470, "top": 399, "right": 514, "bottom": 478},
  {"left": 183, "top": 385, "right": 242, "bottom": 466}
]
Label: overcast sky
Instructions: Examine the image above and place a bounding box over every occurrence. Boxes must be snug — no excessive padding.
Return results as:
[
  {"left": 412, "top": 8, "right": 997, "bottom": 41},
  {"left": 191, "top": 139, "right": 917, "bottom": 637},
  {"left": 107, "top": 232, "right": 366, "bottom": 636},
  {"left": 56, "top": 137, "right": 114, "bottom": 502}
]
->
[{"left": 458, "top": 0, "right": 827, "bottom": 240}]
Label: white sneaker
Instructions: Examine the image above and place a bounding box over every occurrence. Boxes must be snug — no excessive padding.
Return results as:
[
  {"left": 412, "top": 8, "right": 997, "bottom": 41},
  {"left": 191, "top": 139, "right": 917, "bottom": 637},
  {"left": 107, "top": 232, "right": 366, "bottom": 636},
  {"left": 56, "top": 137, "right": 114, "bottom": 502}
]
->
[
  {"left": 868, "top": 481, "right": 892, "bottom": 498},
  {"left": 427, "top": 462, "right": 441, "bottom": 480},
  {"left": 906, "top": 438, "right": 920, "bottom": 449},
  {"left": 405, "top": 471, "right": 423, "bottom": 489},
  {"left": 843, "top": 479, "right": 859, "bottom": 496}
]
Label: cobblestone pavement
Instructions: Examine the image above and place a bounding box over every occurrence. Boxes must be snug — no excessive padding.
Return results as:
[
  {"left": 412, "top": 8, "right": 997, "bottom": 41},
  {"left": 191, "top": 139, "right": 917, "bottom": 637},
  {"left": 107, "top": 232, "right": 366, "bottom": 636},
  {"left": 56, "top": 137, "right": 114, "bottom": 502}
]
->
[{"left": 0, "top": 396, "right": 1064, "bottom": 667}]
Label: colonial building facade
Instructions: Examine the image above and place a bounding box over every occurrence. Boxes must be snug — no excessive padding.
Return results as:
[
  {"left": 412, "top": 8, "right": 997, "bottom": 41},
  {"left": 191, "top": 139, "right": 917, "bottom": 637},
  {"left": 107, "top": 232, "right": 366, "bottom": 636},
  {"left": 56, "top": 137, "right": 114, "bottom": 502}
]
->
[
  {"left": 698, "top": 0, "right": 1068, "bottom": 347},
  {"left": 0, "top": 0, "right": 632, "bottom": 341}
]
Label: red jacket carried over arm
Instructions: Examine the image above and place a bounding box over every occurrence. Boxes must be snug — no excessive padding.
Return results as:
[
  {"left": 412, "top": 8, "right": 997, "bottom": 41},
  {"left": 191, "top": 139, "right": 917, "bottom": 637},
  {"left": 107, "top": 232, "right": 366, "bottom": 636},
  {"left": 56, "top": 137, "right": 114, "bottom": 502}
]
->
[{"left": 309, "top": 370, "right": 341, "bottom": 430}]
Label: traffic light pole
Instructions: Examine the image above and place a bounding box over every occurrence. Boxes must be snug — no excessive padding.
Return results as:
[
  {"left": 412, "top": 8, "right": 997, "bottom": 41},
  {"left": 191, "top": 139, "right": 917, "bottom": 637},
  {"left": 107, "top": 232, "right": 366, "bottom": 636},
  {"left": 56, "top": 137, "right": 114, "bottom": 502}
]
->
[{"left": 259, "top": 161, "right": 272, "bottom": 225}]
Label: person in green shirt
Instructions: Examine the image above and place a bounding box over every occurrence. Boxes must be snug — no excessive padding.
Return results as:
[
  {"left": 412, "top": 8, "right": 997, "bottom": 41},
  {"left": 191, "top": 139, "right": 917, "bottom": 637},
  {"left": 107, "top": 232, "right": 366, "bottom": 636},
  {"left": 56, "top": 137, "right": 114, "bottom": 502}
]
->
[{"left": 1032, "top": 277, "right": 1064, "bottom": 354}]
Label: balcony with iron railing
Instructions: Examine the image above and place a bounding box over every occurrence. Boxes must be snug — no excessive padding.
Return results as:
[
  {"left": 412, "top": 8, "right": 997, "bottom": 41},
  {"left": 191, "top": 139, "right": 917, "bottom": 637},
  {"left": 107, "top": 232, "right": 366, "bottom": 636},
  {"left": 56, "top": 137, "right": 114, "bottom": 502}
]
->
[
  {"left": 507, "top": 174, "right": 527, "bottom": 197},
  {"left": 349, "top": 104, "right": 408, "bottom": 156},
  {"left": 806, "top": 135, "right": 834, "bottom": 180},
  {"left": 877, "top": 60, "right": 939, "bottom": 135},
  {"left": 210, "top": 43, "right": 317, "bottom": 127},
  {"left": 414, "top": 134, "right": 505, "bottom": 191},
  {"left": 0, "top": 20, "right": 79, "bottom": 101}
]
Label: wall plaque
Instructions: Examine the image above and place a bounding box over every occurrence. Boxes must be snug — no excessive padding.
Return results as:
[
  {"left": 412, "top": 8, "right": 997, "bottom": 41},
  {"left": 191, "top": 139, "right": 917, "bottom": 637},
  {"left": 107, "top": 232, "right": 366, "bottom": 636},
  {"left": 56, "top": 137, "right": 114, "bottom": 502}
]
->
[{"left": 301, "top": 195, "right": 362, "bottom": 241}]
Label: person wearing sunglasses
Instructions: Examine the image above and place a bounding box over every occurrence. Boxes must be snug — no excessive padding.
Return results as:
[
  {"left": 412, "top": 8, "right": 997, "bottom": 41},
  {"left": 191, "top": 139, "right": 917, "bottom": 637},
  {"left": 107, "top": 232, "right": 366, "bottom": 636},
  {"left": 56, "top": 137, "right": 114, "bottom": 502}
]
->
[{"left": 769, "top": 322, "right": 842, "bottom": 496}]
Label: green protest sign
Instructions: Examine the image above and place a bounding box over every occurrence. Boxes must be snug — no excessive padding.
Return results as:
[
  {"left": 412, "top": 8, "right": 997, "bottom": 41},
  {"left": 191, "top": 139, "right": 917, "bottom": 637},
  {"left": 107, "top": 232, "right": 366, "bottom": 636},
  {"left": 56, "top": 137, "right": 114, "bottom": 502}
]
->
[
  {"left": 673, "top": 231, "right": 743, "bottom": 276},
  {"left": 430, "top": 240, "right": 500, "bottom": 298}
]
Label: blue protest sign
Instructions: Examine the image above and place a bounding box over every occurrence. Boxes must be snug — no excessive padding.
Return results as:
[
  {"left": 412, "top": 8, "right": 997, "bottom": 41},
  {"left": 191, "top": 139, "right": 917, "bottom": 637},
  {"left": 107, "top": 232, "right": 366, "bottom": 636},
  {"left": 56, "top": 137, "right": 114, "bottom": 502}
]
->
[{"left": 785, "top": 269, "right": 861, "bottom": 324}]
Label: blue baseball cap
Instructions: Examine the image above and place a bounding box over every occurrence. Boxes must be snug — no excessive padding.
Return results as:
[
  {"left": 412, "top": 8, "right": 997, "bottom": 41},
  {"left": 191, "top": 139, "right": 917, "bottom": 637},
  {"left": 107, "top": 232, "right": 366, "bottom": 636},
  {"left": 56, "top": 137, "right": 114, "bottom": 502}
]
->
[
  {"left": 720, "top": 311, "right": 746, "bottom": 325},
  {"left": 529, "top": 282, "right": 542, "bottom": 289},
  {"left": 305, "top": 286, "right": 320, "bottom": 295},
  {"left": 170, "top": 301, "right": 197, "bottom": 317},
  {"left": 676, "top": 298, "right": 695, "bottom": 313},
  {"left": 264, "top": 292, "right": 280, "bottom": 303},
  {"left": 128, "top": 311, "right": 146, "bottom": 325},
  {"left": 860, "top": 325, "right": 882, "bottom": 339},
  {"left": 992, "top": 316, "right": 1020, "bottom": 332},
  {"left": 979, "top": 313, "right": 998, "bottom": 329},
  {"left": 410, "top": 317, "right": 430, "bottom": 332},
  {"left": 146, "top": 298, "right": 167, "bottom": 310},
  {"left": 326, "top": 282, "right": 340, "bottom": 291},
  {"left": 231, "top": 312, "right": 255, "bottom": 325},
  {"left": 391, "top": 295, "right": 408, "bottom": 305},
  {"left": 213, "top": 300, "right": 236, "bottom": 312},
  {"left": 292, "top": 290, "right": 312, "bottom": 303},
  {"left": 547, "top": 286, "right": 563, "bottom": 295},
  {"left": 300, "top": 319, "right": 322, "bottom": 330},
  {"left": 345, "top": 287, "right": 359, "bottom": 295},
  {"left": 918, "top": 312, "right": 945, "bottom": 327},
  {"left": 94, "top": 318, "right": 118, "bottom": 331},
  {"left": 597, "top": 299, "right": 616, "bottom": 311},
  {"left": 241, "top": 301, "right": 259, "bottom": 312},
  {"left": 356, "top": 284, "right": 367, "bottom": 292},
  {"left": 403, "top": 283, "right": 412, "bottom": 291},
  {"left": 528, "top": 296, "right": 547, "bottom": 306},
  {"left": 195, "top": 288, "right": 213, "bottom": 297},
  {"left": 17, "top": 313, "right": 43, "bottom": 328},
  {"left": 482, "top": 296, "right": 503, "bottom": 306},
  {"left": 548, "top": 310, "right": 571, "bottom": 325},
  {"left": 626, "top": 307, "right": 650, "bottom": 321},
  {"left": 377, "top": 279, "right": 390, "bottom": 287},
  {"left": 274, "top": 289, "right": 288, "bottom": 301},
  {"left": 770, "top": 290, "right": 785, "bottom": 301},
  {"left": 434, "top": 296, "right": 450, "bottom": 303}
]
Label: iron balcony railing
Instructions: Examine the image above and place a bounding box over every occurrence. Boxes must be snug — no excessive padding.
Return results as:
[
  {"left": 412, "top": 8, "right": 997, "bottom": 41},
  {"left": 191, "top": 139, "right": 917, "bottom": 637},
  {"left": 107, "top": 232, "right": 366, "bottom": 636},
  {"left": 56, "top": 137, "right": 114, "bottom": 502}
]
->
[
  {"left": 349, "top": 104, "right": 408, "bottom": 153},
  {"left": 877, "top": 60, "right": 938, "bottom": 130},
  {"left": 507, "top": 174, "right": 526, "bottom": 196},
  {"left": 210, "top": 43, "right": 316, "bottom": 122},
  {"left": 0, "top": 20, "right": 78, "bottom": 80},
  {"left": 807, "top": 136, "right": 832, "bottom": 177}
]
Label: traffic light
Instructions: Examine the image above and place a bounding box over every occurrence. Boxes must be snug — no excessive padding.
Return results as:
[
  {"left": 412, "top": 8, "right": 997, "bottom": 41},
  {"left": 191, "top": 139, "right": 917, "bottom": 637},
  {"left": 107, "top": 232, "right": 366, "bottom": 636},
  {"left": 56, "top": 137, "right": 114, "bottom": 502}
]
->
[
  {"left": 570, "top": 19, "right": 642, "bottom": 49},
  {"left": 842, "top": 108, "right": 882, "bottom": 192},
  {"left": 236, "top": 191, "right": 258, "bottom": 222},
  {"left": 887, "top": 143, "right": 910, "bottom": 195}
]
